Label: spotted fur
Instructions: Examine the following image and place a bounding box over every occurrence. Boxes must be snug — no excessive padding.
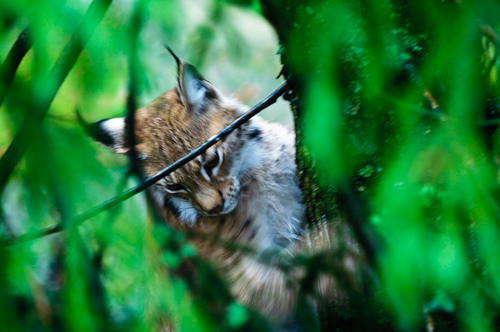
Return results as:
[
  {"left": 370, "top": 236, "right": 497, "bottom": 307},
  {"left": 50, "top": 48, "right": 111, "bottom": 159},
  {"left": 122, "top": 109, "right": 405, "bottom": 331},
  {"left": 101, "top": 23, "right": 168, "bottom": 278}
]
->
[{"left": 91, "top": 57, "right": 367, "bottom": 331}]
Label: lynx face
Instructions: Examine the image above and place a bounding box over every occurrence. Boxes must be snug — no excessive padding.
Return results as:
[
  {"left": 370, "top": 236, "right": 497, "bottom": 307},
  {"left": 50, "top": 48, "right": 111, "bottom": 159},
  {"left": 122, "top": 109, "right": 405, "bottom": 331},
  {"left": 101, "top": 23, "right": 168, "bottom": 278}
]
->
[
  {"left": 90, "top": 55, "right": 260, "bottom": 223},
  {"left": 89, "top": 54, "right": 318, "bottom": 328}
]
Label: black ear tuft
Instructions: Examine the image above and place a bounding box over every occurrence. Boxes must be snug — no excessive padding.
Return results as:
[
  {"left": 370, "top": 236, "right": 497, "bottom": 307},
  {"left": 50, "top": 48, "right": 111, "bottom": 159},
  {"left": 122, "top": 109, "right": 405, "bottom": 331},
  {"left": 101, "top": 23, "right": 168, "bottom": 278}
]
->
[
  {"left": 76, "top": 110, "right": 115, "bottom": 146},
  {"left": 165, "top": 46, "right": 219, "bottom": 114},
  {"left": 76, "top": 108, "right": 94, "bottom": 136},
  {"left": 165, "top": 44, "right": 181, "bottom": 66},
  {"left": 78, "top": 111, "right": 128, "bottom": 154},
  {"left": 89, "top": 119, "right": 116, "bottom": 147}
]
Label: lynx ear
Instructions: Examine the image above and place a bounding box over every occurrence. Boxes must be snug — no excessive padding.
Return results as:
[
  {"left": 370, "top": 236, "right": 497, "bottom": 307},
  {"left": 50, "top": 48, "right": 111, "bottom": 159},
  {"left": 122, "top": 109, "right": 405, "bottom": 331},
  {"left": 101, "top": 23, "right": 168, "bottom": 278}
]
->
[
  {"left": 82, "top": 117, "right": 129, "bottom": 154},
  {"left": 167, "top": 47, "right": 219, "bottom": 114}
]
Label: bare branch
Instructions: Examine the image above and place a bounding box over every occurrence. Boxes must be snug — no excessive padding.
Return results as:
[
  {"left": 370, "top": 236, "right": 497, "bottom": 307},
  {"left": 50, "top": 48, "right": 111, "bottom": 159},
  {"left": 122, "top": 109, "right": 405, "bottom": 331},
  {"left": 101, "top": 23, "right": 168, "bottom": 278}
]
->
[
  {"left": 1, "top": 81, "right": 290, "bottom": 246},
  {"left": 0, "top": 0, "right": 113, "bottom": 197}
]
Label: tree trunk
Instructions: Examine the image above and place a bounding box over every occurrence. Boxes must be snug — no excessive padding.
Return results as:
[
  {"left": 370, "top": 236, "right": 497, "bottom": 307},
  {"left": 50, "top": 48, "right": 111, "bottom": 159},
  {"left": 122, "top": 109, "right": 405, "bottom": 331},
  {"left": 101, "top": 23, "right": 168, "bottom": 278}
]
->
[{"left": 259, "top": 0, "right": 500, "bottom": 330}]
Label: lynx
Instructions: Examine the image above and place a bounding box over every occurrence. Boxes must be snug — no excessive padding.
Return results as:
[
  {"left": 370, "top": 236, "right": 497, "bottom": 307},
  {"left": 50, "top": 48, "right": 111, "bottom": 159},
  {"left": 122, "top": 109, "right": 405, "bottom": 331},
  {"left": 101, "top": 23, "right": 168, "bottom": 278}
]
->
[{"left": 90, "top": 53, "right": 366, "bottom": 331}]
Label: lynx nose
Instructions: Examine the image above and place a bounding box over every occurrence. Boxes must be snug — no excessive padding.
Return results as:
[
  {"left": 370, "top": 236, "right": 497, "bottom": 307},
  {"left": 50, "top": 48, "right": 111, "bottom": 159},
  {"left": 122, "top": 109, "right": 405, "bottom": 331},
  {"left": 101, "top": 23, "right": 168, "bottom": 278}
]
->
[{"left": 208, "top": 202, "right": 224, "bottom": 215}]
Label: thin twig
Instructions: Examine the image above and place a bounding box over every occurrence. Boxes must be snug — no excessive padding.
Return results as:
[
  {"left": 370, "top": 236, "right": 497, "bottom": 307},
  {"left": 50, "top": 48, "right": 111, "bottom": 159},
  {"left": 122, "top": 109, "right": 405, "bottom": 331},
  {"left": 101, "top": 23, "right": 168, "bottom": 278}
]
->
[
  {"left": 337, "top": 178, "right": 381, "bottom": 266},
  {"left": 404, "top": 63, "right": 444, "bottom": 115},
  {"left": 1, "top": 81, "right": 290, "bottom": 246},
  {"left": 0, "top": 26, "right": 32, "bottom": 106},
  {"left": 0, "top": 0, "right": 112, "bottom": 197}
]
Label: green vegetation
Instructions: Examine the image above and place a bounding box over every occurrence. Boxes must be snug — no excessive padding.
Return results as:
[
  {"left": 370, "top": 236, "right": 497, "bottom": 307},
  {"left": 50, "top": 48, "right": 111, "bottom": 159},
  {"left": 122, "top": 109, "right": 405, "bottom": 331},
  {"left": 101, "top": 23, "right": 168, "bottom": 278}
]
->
[{"left": 1, "top": 0, "right": 500, "bottom": 331}]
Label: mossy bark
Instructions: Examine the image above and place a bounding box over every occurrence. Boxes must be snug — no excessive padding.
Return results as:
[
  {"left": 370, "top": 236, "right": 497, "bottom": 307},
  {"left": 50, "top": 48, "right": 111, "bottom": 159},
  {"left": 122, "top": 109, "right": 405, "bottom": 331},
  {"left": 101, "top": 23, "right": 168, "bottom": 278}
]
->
[
  {"left": 260, "top": 1, "right": 339, "bottom": 228},
  {"left": 259, "top": 0, "right": 500, "bottom": 331}
]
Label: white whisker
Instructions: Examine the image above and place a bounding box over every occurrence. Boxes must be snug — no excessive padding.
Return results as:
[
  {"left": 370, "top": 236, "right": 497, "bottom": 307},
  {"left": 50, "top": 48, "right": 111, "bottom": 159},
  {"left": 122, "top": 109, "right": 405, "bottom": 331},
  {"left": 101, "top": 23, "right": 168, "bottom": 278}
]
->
[{"left": 240, "top": 178, "right": 253, "bottom": 188}]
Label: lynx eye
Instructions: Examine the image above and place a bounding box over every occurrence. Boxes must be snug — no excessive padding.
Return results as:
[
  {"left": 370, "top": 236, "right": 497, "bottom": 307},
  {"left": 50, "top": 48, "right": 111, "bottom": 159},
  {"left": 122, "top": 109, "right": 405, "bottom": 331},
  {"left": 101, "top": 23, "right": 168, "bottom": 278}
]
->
[
  {"left": 204, "top": 152, "right": 220, "bottom": 171},
  {"left": 201, "top": 151, "right": 223, "bottom": 180},
  {"left": 166, "top": 183, "right": 188, "bottom": 193}
]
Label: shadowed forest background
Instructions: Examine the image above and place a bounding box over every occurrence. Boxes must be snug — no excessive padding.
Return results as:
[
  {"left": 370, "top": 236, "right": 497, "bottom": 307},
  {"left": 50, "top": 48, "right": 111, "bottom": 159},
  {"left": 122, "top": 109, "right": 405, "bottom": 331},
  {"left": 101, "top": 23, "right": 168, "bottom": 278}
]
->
[{"left": 2, "top": 0, "right": 500, "bottom": 331}]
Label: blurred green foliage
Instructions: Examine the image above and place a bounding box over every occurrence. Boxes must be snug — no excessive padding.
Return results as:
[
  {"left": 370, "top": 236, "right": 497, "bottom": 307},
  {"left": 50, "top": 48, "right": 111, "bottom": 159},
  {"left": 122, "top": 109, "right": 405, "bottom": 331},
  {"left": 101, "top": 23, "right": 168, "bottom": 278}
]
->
[
  {"left": 0, "top": 0, "right": 283, "bottom": 331},
  {"left": 2, "top": 0, "right": 500, "bottom": 331},
  {"left": 262, "top": 0, "right": 500, "bottom": 330}
]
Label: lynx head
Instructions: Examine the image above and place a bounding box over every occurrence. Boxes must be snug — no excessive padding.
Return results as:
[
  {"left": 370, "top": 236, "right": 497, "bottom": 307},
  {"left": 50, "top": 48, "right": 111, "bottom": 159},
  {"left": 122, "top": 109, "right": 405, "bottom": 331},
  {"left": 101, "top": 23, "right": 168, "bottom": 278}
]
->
[{"left": 88, "top": 52, "right": 263, "bottom": 224}]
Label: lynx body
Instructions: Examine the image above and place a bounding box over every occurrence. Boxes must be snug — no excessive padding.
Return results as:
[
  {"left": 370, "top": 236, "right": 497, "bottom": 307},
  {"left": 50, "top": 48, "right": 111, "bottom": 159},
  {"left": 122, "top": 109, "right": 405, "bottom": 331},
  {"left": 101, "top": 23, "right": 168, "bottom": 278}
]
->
[{"left": 92, "top": 55, "right": 362, "bottom": 331}]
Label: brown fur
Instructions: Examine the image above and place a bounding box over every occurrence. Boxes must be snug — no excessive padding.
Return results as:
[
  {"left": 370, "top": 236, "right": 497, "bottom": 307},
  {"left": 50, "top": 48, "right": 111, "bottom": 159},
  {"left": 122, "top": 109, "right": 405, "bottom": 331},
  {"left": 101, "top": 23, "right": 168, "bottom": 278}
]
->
[{"left": 93, "top": 58, "right": 368, "bottom": 330}]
